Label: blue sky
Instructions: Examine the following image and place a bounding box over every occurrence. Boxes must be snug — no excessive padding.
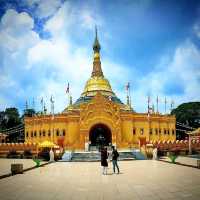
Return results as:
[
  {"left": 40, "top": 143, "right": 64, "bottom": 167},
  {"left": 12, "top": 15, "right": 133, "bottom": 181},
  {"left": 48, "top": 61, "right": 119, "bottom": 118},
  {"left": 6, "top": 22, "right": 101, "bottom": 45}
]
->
[{"left": 0, "top": 0, "right": 200, "bottom": 114}]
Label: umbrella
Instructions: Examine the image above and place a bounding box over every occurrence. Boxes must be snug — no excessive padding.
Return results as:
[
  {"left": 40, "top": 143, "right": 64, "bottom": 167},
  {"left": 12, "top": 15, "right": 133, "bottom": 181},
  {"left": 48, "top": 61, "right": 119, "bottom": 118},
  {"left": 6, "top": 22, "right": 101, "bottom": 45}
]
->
[{"left": 38, "top": 141, "right": 59, "bottom": 148}]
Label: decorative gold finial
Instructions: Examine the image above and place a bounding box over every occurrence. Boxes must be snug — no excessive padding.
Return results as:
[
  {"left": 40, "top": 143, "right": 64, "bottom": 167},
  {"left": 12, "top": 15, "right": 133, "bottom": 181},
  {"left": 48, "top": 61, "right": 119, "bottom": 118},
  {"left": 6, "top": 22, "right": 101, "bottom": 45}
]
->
[
  {"left": 92, "top": 26, "right": 103, "bottom": 77},
  {"left": 69, "top": 96, "right": 72, "bottom": 105},
  {"left": 93, "top": 26, "right": 101, "bottom": 52},
  {"left": 95, "top": 25, "right": 97, "bottom": 38}
]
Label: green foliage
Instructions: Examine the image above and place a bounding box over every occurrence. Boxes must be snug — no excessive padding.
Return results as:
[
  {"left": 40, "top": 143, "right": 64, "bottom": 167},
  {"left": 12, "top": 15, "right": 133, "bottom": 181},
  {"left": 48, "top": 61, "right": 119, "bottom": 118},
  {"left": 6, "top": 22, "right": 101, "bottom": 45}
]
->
[
  {"left": 23, "top": 108, "right": 36, "bottom": 117},
  {"left": 171, "top": 102, "right": 200, "bottom": 139},
  {"left": 168, "top": 155, "right": 178, "bottom": 163},
  {"left": 0, "top": 107, "right": 22, "bottom": 131},
  {"left": 171, "top": 102, "right": 200, "bottom": 128},
  {"left": 33, "top": 159, "right": 41, "bottom": 167}
]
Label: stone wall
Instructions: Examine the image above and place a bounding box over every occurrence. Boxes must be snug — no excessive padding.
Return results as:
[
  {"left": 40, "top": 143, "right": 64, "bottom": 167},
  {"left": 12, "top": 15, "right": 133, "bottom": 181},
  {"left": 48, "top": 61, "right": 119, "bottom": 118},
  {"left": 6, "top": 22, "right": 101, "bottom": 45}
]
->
[{"left": 0, "top": 143, "right": 37, "bottom": 157}]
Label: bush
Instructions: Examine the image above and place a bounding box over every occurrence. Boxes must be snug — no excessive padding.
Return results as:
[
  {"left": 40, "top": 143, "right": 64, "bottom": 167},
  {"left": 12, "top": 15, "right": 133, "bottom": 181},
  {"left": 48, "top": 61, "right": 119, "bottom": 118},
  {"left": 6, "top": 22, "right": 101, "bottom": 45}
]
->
[
  {"left": 33, "top": 159, "right": 41, "bottom": 167},
  {"left": 168, "top": 152, "right": 178, "bottom": 163}
]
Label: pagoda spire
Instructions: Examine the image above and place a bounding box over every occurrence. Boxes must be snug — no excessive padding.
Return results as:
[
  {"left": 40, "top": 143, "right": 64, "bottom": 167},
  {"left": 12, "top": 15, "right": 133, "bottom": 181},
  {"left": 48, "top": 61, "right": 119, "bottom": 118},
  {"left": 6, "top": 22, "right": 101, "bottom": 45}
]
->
[{"left": 91, "top": 26, "right": 104, "bottom": 77}]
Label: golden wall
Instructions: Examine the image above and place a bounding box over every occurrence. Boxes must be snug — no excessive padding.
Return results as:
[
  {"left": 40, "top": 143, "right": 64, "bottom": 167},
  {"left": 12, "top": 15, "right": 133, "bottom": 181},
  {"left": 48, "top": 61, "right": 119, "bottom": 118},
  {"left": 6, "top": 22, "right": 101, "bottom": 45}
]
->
[{"left": 25, "top": 94, "right": 176, "bottom": 150}]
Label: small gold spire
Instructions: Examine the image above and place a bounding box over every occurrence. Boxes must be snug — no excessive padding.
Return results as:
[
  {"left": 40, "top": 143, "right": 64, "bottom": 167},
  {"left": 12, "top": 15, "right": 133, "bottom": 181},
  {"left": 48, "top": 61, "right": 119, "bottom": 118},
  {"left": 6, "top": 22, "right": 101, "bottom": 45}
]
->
[{"left": 92, "top": 26, "right": 103, "bottom": 77}]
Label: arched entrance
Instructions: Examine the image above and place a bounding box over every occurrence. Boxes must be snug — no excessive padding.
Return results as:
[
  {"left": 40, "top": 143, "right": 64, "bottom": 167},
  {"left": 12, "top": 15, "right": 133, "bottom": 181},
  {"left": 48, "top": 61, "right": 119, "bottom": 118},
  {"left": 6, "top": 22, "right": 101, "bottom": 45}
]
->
[{"left": 89, "top": 124, "right": 112, "bottom": 147}]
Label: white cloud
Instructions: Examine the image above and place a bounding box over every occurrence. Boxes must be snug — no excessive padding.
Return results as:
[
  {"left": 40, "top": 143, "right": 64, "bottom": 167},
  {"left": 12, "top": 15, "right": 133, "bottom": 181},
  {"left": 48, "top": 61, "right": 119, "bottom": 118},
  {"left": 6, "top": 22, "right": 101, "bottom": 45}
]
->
[
  {"left": 37, "top": 0, "right": 61, "bottom": 18},
  {"left": 0, "top": 1, "right": 200, "bottom": 116},
  {"left": 0, "top": 9, "right": 39, "bottom": 53},
  {"left": 133, "top": 40, "right": 200, "bottom": 113},
  {"left": 44, "top": 2, "right": 73, "bottom": 38},
  {"left": 194, "top": 23, "right": 200, "bottom": 38},
  {"left": 27, "top": 0, "right": 62, "bottom": 19},
  {"left": 0, "top": 9, "right": 41, "bottom": 110}
]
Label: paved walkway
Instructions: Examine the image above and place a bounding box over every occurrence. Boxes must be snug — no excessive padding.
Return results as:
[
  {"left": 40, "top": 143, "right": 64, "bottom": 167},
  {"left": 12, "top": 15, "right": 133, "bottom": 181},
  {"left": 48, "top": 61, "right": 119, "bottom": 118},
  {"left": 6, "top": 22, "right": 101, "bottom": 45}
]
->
[
  {"left": 160, "top": 156, "right": 199, "bottom": 167},
  {"left": 0, "top": 160, "right": 200, "bottom": 200},
  {"left": 0, "top": 159, "right": 47, "bottom": 176}
]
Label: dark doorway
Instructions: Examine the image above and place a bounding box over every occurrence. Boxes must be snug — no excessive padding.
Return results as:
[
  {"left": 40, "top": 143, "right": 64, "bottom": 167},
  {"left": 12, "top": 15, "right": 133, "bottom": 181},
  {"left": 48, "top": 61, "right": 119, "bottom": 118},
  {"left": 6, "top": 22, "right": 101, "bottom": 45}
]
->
[{"left": 89, "top": 124, "right": 112, "bottom": 146}]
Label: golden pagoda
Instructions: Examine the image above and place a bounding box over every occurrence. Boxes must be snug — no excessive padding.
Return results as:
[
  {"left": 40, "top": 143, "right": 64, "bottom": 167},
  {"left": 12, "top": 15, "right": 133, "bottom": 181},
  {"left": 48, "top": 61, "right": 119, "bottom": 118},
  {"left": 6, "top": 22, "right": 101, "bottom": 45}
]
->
[{"left": 24, "top": 28, "right": 176, "bottom": 150}]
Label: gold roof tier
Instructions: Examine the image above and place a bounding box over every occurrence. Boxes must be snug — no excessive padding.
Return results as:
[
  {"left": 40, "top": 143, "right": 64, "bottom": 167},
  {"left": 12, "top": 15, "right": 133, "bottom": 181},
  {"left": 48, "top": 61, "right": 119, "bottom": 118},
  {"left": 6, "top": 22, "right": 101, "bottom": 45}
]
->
[{"left": 81, "top": 76, "right": 115, "bottom": 97}]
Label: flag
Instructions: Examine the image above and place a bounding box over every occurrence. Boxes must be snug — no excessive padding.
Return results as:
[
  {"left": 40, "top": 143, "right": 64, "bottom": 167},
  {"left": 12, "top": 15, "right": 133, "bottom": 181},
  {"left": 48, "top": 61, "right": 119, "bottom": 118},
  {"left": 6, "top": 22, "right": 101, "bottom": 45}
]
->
[
  {"left": 66, "top": 82, "right": 69, "bottom": 93},
  {"left": 125, "top": 82, "right": 130, "bottom": 91}
]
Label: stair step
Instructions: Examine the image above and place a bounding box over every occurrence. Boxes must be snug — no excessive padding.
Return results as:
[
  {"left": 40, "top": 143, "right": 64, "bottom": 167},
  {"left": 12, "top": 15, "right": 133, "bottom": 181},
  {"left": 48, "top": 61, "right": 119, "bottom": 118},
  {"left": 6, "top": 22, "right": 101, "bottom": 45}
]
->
[{"left": 63, "top": 151, "right": 136, "bottom": 162}]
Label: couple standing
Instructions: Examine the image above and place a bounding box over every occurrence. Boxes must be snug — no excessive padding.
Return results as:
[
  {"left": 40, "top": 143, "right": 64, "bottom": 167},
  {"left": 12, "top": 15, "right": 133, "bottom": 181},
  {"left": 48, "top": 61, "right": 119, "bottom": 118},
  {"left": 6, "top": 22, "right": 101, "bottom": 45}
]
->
[{"left": 101, "top": 146, "right": 120, "bottom": 175}]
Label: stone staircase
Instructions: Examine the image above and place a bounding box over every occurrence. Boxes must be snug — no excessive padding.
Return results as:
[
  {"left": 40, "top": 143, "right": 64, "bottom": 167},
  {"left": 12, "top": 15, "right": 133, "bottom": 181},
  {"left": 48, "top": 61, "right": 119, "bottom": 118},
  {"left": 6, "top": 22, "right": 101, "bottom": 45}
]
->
[
  {"left": 132, "top": 149, "right": 147, "bottom": 160},
  {"left": 69, "top": 151, "right": 135, "bottom": 162},
  {"left": 71, "top": 152, "right": 100, "bottom": 162},
  {"left": 118, "top": 151, "right": 135, "bottom": 161}
]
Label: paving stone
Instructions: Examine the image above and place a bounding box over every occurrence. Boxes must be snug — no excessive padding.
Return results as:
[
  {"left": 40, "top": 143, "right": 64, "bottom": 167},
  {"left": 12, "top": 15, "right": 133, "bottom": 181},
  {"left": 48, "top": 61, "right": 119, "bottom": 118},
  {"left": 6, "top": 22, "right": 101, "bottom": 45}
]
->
[{"left": 0, "top": 160, "right": 200, "bottom": 200}]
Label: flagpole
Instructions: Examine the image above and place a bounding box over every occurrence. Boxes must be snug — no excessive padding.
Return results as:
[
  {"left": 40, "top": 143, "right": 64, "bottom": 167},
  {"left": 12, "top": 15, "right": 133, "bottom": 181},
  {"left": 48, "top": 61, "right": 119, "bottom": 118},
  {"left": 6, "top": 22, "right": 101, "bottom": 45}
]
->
[
  {"left": 40, "top": 97, "right": 44, "bottom": 114},
  {"left": 126, "top": 82, "right": 129, "bottom": 106},
  {"left": 129, "top": 82, "right": 131, "bottom": 108},
  {"left": 25, "top": 100, "right": 28, "bottom": 110},
  {"left": 147, "top": 95, "right": 150, "bottom": 113},
  {"left": 170, "top": 100, "right": 174, "bottom": 113},
  {"left": 50, "top": 95, "right": 55, "bottom": 143},
  {"left": 66, "top": 82, "right": 70, "bottom": 105},
  {"left": 32, "top": 98, "right": 35, "bottom": 111},
  {"left": 164, "top": 97, "right": 167, "bottom": 114},
  {"left": 147, "top": 95, "right": 151, "bottom": 143},
  {"left": 156, "top": 96, "right": 159, "bottom": 113}
]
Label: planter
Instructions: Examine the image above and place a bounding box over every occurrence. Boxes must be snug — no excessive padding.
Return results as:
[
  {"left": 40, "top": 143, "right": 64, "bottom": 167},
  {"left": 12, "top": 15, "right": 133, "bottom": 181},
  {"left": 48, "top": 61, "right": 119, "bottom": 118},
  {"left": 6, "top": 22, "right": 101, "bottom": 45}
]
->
[
  {"left": 11, "top": 164, "right": 23, "bottom": 175},
  {"left": 197, "top": 160, "right": 200, "bottom": 169}
]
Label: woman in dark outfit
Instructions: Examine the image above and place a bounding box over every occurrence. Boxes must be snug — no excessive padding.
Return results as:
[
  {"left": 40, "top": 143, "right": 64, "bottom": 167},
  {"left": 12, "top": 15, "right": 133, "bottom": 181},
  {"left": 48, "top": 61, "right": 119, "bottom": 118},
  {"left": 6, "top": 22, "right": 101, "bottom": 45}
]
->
[{"left": 101, "top": 147, "right": 108, "bottom": 175}]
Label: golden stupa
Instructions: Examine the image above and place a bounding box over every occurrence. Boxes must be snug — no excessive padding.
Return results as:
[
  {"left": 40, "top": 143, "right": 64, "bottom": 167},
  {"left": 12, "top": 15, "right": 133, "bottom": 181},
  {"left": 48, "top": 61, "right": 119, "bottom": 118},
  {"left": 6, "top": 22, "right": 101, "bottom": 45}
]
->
[
  {"left": 67, "top": 27, "right": 124, "bottom": 110},
  {"left": 81, "top": 28, "right": 114, "bottom": 98}
]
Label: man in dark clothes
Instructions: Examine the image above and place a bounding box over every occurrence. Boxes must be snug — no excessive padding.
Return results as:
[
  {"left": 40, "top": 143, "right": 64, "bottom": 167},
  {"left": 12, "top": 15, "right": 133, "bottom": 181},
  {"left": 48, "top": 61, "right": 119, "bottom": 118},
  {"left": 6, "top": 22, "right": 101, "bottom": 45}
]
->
[
  {"left": 101, "top": 147, "right": 108, "bottom": 175},
  {"left": 111, "top": 146, "right": 120, "bottom": 174}
]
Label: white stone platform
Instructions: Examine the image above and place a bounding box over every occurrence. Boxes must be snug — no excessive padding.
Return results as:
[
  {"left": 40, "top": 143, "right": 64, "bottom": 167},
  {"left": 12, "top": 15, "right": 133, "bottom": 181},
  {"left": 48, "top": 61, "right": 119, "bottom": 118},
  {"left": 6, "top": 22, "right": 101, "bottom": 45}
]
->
[{"left": 0, "top": 160, "right": 200, "bottom": 200}]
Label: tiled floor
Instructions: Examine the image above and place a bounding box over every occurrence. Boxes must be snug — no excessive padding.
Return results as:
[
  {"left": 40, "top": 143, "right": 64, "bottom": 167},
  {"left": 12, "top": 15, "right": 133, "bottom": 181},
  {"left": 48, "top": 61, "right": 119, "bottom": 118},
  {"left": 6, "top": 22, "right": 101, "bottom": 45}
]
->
[
  {"left": 0, "top": 158, "right": 46, "bottom": 176},
  {"left": 0, "top": 160, "right": 200, "bottom": 200},
  {"left": 160, "top": 156, "right": 199, "bottom": 167}
]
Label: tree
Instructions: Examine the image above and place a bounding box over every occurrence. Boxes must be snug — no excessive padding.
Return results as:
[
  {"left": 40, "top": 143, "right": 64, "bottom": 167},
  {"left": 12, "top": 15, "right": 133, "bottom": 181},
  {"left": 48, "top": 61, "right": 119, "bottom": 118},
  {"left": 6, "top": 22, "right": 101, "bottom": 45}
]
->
[
  {"left": 23, "top": 108, "right": 36, "bottom": 117},
  {"left": 171, "top": 102, "right": 200, "bottom": 139},
  {"left": 0, "top": 108, "right": 21, "bottom": 131}
]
